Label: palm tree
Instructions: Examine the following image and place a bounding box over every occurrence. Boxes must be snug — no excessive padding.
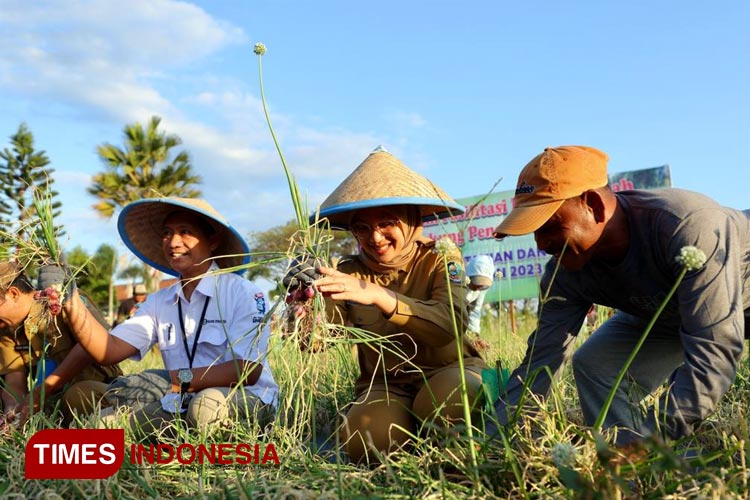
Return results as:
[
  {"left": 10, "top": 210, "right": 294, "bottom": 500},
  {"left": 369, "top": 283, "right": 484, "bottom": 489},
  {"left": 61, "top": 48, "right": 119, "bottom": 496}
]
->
[
  {"left": 118, "top": 262, "right": 153, "bottom": 289},
  {"left": 88, "top": 116, "right": 202, "bottom": 218}
]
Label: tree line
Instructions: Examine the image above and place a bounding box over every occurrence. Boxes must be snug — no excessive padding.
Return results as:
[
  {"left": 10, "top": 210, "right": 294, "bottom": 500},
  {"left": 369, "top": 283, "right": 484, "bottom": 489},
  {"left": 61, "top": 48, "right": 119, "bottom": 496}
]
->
[
  {"left": 0, "top": 117, "right": 358, "bottom": 315},
  {"left": 0, "top": 117, "right": 203, "bottom": 314}
]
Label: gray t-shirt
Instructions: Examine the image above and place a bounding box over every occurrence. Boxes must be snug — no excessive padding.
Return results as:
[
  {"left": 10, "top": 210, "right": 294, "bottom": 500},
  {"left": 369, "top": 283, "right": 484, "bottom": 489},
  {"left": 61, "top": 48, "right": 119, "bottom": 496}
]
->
[{"left": 505, "top": 188, "right": 750, "bottom": 438}]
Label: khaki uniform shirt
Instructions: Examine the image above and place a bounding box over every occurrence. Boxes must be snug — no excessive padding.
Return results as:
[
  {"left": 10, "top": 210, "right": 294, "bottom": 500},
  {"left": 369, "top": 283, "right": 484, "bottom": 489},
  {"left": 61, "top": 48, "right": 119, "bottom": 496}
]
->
[
  {"left": 0, "top": 296, "right": 121, "bottom": 383},
  {"left": 331, "top": 240, "right": 481, "bottom": 393}
]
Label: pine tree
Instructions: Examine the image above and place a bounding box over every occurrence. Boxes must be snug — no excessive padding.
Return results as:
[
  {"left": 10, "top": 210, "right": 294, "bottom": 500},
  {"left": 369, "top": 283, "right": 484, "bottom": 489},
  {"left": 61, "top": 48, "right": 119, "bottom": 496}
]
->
[{"left": 0, "top": 123, "right": 63, "bottom": 247}]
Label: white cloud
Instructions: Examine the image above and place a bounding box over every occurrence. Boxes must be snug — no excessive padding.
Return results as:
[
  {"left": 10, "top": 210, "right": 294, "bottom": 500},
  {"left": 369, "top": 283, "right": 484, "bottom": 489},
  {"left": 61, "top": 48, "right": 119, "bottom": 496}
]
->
[
  {"left": 0, "top": 0, "right": 244, "bottom": 67},
  {"left": 0, "top": 0, "right": 424, "bottom": 254},
  {"left": 0, "top": 0, "right": 242, "bottom": 123}
]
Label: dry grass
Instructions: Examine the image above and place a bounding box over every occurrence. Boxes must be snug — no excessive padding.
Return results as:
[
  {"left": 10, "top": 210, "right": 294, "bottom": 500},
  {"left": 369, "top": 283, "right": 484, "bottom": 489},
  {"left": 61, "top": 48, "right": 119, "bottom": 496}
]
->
[
  {"left": 1, "top": 306, "right": 748, "bottom": 499},
  {"left": 4, "top": 41, "right": 748, "bottom": 498}
]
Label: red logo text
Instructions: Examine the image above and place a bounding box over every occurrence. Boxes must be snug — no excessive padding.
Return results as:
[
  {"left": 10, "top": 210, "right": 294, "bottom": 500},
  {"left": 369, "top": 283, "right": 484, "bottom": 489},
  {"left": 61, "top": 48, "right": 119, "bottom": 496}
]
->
[{"left": 130, "top": 442, "right": 280, "bottom": 465}]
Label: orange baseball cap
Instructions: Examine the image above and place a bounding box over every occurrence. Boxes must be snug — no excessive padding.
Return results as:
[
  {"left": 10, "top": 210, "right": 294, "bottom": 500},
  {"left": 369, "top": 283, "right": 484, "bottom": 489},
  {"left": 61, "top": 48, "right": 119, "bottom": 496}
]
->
[{"left": 493, "top": 145, "right": 609, "bottom": 238}]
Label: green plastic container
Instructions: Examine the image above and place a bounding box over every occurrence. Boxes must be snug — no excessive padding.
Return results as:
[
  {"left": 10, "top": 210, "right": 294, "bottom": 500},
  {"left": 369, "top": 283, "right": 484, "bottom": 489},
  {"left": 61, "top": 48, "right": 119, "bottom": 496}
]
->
[{"left": 481, "top": 361, "right": 510, "bottom": 412}]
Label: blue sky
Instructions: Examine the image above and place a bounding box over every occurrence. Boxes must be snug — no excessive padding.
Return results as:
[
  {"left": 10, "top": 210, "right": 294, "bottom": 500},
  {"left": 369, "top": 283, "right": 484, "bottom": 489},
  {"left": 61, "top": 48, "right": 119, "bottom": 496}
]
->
[{"left": 1, "top": 0, "right": 748, "bottom": 263}]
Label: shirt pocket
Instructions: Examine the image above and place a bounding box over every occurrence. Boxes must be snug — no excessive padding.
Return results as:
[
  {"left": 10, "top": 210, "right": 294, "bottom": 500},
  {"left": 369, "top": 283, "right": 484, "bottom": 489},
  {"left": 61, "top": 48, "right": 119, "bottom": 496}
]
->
[
  {"left": 157, "top": 323, "right": 179, "bottom": 352},
  {"left": 196, "top": 325, "right": 228, "bottom": 348},
  {"left": 347, "top": 304, "right": 383, "bottom": 329},
  {"left": 195, "top": 325, "right": 231, "bottom": 362}
]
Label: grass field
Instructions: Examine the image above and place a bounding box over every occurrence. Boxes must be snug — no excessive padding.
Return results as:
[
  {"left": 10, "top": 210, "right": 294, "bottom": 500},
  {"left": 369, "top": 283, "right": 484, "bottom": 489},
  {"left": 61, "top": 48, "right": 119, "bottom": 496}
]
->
[{"left": 1, "top": 305, "right": 748, "bottom": 499}]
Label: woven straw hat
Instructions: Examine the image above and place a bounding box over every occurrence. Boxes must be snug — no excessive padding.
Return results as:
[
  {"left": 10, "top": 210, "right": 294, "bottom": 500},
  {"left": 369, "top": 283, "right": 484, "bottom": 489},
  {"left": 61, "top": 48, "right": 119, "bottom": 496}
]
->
[
  {"left": 117, "top": 197, "right": 250, "bottom": 277},
  {"left": 314, "top": 147, "right": 464, "bottom": 229},
  {"left": 0, "top": 261, "right": 23, "bottom": 291}
]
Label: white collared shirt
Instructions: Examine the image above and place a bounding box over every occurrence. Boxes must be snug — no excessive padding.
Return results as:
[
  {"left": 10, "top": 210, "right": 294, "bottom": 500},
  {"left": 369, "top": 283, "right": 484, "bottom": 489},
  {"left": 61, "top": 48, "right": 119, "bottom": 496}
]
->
[{"left": 112, "top": 264, "right": 278, "bottom": 405}]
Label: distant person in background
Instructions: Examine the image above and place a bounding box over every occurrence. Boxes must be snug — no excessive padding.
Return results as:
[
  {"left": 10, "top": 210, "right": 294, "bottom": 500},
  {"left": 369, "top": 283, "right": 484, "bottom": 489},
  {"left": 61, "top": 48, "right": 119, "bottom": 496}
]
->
[
  {"left": 465, "top": 255, "right": 496, "bottom": 336},
  {"left": 113, "top": 284, "right": 148, "bottom": 327}
]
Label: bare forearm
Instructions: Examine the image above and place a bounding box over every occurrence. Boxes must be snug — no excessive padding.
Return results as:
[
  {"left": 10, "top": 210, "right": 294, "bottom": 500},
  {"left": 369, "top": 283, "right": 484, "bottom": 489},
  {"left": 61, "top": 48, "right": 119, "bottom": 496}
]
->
[
  {"left": 63, "top": 291, "right": 136, "bottom": 364},
  {"left": 2, "top": 371, "right": 28, "bottom": 412},
  {"left": 40, "top": 343, "right": 94, "bottom": 396},
  {"left": 168, "top": 360, "right": 262, "bottom": 393},
  {"left": 1, "top": 390, "right": 17, "bottom": 412}
]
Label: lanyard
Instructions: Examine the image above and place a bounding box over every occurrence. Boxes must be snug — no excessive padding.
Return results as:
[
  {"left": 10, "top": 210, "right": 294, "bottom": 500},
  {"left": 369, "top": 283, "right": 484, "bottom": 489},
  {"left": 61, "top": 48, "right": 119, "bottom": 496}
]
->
[{"left": 177, "top": 296, "right": 211, "bottom": 368}]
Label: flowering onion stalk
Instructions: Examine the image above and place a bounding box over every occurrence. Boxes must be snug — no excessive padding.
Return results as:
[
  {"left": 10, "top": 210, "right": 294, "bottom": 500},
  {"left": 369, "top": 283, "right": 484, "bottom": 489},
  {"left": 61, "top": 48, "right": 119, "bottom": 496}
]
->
[
  {"left": 434, "top": 236, "right": 479, "bottom": 480},
  {"left": 551, "top": 441, "right": 578, "bottom": 468},
  {"left": 253, "top": 42, "right": 307, "bottom": 230}
]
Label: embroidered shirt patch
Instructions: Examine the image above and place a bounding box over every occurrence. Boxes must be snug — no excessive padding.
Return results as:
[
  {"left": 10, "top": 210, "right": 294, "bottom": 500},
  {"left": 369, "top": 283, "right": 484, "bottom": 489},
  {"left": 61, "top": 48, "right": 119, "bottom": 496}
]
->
[{"left": 447, "top": 261, "right": 464, "bottom": 284}]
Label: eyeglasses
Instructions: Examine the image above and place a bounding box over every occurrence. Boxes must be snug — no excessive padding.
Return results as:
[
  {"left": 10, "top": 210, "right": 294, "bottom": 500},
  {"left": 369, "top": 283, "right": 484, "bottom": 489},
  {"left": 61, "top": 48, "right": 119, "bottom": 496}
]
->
[{"left": 349, "top": 220, "right": 400, "bottom": 239}]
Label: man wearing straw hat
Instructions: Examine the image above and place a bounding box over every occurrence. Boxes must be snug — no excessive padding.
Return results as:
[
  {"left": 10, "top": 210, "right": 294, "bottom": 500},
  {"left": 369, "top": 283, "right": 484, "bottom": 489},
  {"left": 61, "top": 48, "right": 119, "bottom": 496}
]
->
[
  {"left": 487, "top": 145, "right": 750, "bottom": 447},
  {"left": 112, "top": 283, "right": 148, "bottom": 327},
  {"left": 285, "top": 147, "right": 488, "bottom": 463},
  {"left": 0, "top": 260, "right": 121, "bottom": 428},
  {"left": 54, "top": 197, "right": 277, "bottom": 434}
]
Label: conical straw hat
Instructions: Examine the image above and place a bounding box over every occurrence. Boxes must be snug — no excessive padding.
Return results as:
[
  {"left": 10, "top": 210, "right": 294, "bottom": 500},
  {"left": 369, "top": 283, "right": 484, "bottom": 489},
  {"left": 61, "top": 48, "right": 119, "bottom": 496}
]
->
[
  {"left": 0, "top": 260, "right": 24, "bottom": 291},
  {"left": 314, "top": 147, "right": 464, "bottom": 229},
  {"left": 117, "top": 197, "right": 250, "bottom": 277}
]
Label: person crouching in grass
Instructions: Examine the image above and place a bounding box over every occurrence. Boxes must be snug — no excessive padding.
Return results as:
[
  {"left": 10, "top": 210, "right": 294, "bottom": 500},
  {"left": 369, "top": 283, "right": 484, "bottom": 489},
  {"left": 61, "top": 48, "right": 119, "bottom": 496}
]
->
[
  {"left": 0, "top": 260, "right": 121, "bottom": 429},
  {"left": 57, "top": 197, "right": 278, "bottom": 438},
  {"left": 285, "top": 147, "right": 488, "bottom": 464}
]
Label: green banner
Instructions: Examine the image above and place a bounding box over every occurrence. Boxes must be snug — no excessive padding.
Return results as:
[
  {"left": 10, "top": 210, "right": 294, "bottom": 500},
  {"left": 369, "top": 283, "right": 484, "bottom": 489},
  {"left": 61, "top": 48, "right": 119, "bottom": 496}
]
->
[{"left": 423, "top": 165, "right": 671, "bottom": 301}]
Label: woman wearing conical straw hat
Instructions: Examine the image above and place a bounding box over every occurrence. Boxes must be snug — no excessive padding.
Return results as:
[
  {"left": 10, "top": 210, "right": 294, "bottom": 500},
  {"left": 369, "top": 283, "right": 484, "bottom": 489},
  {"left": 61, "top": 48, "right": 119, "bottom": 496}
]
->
[
  {"left": 286, "top": 147, "right": 488, "bottom": 464},
  {"left": 56, "top": 197, "right": 278, "bottom": 435}
]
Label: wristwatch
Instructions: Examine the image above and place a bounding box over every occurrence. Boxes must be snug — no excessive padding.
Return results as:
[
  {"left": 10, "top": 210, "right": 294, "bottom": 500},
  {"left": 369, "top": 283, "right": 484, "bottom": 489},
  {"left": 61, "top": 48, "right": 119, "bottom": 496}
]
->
[{"left": 177, "top": 368, "right": 193, "bottom": 394}]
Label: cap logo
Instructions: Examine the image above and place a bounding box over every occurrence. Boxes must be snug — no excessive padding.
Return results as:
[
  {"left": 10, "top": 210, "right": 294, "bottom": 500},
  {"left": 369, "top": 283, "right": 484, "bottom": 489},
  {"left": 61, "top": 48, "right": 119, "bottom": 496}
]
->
[{"left": 515, "top": 181, "right": 535, "bottom": 195}]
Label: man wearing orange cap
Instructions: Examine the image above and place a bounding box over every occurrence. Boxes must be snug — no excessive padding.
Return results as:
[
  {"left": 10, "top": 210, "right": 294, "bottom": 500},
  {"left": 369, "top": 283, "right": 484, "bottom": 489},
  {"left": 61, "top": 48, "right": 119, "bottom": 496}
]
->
[{"left": 488, "top": 145, "right": 750, "bottom": 446}]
